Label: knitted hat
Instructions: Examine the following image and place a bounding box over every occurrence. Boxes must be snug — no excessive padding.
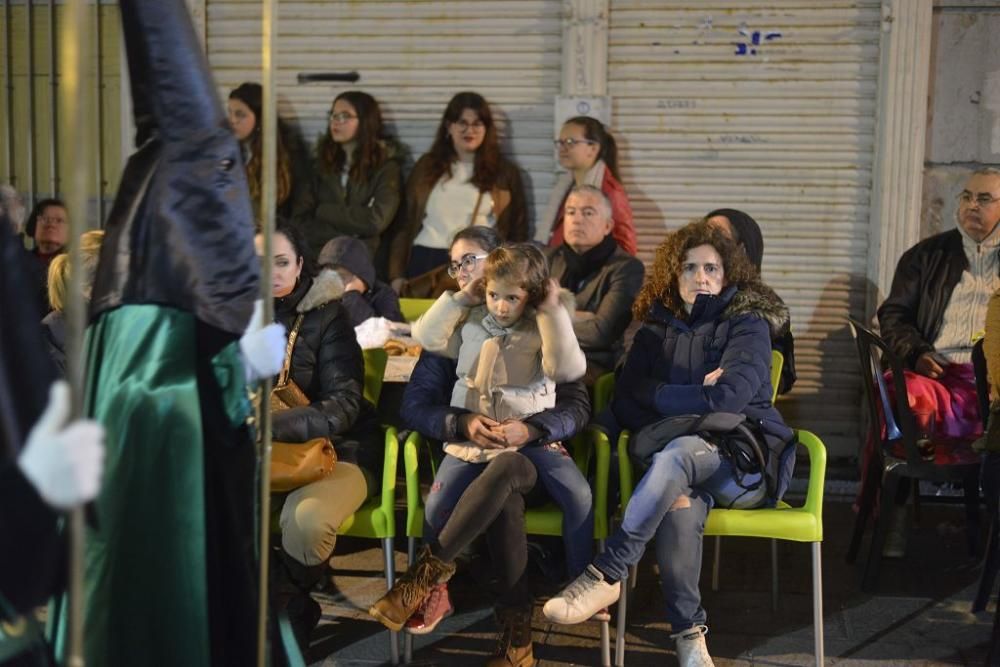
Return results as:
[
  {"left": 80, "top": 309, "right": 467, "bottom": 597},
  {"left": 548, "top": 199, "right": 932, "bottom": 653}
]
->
[
  {"left": 318, "top": 236, "right": 375, "bottom": 290},
  {"left": 706, "top": 208, "right": 764, "bottom": 272}
]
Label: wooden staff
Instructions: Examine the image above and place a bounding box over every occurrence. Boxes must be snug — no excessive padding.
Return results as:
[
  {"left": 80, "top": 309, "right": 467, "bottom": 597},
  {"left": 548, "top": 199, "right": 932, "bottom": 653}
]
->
[
  {"left": 256, "top": 0, "right": 277, "bottom": 664},
  {"left": 60, "top": 0, "right": 90, "bottom": 664}
]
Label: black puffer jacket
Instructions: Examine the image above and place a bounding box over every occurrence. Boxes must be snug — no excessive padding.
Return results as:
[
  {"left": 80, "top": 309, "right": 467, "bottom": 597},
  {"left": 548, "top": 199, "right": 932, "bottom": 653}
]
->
[
  {"left": 877, "top": 229, "right": 981, "bottom": 368},
  {"left": 272, "top": 269, "right": 382, "bottom": 490}
]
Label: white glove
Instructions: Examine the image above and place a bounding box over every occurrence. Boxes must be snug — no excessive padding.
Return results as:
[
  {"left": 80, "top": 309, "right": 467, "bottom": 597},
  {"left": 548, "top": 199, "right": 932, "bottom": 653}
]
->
[
  {"left": 18, "top": 380, "right": 106, "bottom": 510},
  {"left": 239, "top": 298, "right": 287, "bottom": 383}
]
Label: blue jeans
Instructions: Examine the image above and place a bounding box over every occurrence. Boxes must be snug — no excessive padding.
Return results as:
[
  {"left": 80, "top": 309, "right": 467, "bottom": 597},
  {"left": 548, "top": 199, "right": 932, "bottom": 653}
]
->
[
  {"left": 594, "top": 435, "right": 765, "bottom": 632},
  {"left": 424, "top": 442, "right": 595, "bottom": 578}
]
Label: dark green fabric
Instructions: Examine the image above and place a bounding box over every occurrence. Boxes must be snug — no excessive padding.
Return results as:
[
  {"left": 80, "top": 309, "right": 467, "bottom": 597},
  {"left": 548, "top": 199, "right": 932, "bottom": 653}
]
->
[{"left": 55, "top": 305, "right": 248, "bottom": 667}]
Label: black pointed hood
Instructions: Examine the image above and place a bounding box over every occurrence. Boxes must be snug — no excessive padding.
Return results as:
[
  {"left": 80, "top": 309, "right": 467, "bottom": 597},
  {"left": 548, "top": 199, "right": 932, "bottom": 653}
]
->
[
  {"left": 121, "top": 0, "right": 225, "bottom": 144},
  {"left": 91, "top": 0, "right": 258, "bottom": 336}
]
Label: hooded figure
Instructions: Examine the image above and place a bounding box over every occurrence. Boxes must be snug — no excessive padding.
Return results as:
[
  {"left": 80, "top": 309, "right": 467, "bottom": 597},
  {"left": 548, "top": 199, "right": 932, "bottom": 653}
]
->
[{"left": 55, "top": 1, "right": 264, "bottom": 665}]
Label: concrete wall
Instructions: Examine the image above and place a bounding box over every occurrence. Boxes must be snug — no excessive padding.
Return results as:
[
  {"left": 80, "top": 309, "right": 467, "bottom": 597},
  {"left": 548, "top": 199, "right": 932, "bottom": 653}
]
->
[{"left": 923, "top": 1, "right": 1000, "bottom": 238}]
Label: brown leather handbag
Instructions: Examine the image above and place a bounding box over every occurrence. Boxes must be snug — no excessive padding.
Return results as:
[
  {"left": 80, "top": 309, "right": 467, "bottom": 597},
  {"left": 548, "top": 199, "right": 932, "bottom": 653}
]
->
[{"left": 269, "top": 313, "right": 337, "bottom": 492}]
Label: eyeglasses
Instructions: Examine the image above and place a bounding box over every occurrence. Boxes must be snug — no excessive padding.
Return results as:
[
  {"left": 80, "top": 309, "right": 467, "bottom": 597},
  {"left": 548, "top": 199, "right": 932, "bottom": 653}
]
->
[
  {"left": 39, "top": 216, "right": 67, "bottom": 225},
  {"left": 453, "top": 120, "right": 485, "bottom": 132},
  {"left": 958, "top": 192, "right": 1000, "bottom": 207},
  {"left": 553, "top": 138, "right": 597, "bottom": 149},
  {"left": 329, "top": 112, "right": 357, "bottom": 124},
  {"left": 447, "top": 253, "right": 488, "bottom": 278}
]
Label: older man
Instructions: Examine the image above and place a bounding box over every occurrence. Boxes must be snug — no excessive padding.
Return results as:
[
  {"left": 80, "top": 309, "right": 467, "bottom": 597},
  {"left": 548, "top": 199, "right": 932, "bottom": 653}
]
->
[
  {"left": 547, "top": 184, "right": 644, "bottom": 383},
  {"left": 874, "top": 168, "right": 1000, "bottom": 555}
]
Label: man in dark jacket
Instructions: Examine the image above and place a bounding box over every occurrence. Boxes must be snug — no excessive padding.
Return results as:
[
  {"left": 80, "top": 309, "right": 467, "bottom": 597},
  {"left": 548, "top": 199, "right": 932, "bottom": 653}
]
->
[
  {"left": 318, "top": 236, "right": 404, "bottom": 326},
  {"left": 546, "top": 185, "right": 644, "bottom": 384},
  {"left": 878, "top": 168, "right": 1000, "bottom": 376}
]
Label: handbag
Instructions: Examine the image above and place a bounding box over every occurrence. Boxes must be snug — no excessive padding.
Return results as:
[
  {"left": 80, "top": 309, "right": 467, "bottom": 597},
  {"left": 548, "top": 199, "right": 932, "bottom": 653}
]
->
[{"left": 269, "top": 312, "right": 337, "bottom": 491}]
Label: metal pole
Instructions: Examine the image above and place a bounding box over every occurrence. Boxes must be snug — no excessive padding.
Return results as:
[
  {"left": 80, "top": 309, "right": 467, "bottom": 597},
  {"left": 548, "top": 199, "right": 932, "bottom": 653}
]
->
[
  {"left": 47, "top": 0, "right": 58, "bottom": 196},
  {"left": 94, "top": 0, "right": 104, "bottom": 223},
  {"left": 256, "top": 0, "right": 276, "bottom": 664},
  {"left": 60, "top": 0, "right": 90, "bottom": 664},
  {"left": 3, "top": 0, "right": 14, "bottom": 187},
  {"left": 25, "top": 0, "right": 36, "bottom": 206}
]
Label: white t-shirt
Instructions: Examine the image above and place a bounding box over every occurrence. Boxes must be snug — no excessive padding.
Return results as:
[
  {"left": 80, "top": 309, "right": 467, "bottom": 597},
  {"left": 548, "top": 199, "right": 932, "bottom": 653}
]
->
[{"left": 413, "top": 159, "right": 495, "bottom": 249}]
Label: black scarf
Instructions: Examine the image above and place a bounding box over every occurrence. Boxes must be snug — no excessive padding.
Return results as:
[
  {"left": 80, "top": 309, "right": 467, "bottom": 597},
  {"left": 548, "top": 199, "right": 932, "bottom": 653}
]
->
[{"left": 558, "top": 234, "right": 618, "bottom": 292}]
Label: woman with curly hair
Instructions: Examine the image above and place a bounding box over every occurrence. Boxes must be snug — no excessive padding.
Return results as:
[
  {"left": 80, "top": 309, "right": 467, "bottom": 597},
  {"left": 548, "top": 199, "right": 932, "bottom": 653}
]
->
[
  {"left": 542, "top": 220, "right": 795, "bottom": 667},
  {"left": 387, "top": 91, "right": 527, "bottom": 294},
  {"left": 293, "top": 91, "right": 404, "bottom": 260}
]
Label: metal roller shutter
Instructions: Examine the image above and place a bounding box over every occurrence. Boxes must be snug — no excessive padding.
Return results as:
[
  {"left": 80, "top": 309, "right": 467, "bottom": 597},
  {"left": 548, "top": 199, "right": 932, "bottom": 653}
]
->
[
  {"left": 204, "top": 0, "right": 562, "bottom": 225},
  {"left": 609, "top": 0, "right": 882, "bottom": 457}
]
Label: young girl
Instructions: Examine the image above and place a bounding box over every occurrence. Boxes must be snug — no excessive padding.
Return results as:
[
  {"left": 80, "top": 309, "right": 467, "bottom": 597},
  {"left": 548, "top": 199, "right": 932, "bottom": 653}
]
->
[
  {"left": 369, "top": 243, "right": 588, "bottom": 642},
  {"left": 413, "top": 243, "right": 586, "bottom": 461}
]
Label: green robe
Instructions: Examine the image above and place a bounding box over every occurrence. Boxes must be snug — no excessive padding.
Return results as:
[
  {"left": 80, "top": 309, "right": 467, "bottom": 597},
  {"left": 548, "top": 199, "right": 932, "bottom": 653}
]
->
[{"left": 56, "top": 304, "right": 253, "bottom": 666}]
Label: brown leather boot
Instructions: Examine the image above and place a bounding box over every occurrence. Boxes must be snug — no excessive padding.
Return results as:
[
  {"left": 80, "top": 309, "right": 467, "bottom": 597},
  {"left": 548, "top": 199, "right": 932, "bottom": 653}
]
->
[
  {"left": 485, "top": 606, "right": 536, "bottom": 667},
  {"left": 368, "top": 545, "right": 456, "bottom": 632}
]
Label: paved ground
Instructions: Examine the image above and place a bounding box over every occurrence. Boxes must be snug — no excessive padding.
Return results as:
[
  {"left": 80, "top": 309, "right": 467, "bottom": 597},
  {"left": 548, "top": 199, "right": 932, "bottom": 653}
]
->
[{"left": 301, "top": 488, "right": 996, "bottom": 666}]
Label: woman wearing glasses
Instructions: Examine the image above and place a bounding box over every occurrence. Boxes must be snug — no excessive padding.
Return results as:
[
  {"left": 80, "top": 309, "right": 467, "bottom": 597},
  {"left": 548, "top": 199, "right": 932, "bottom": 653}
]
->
[
  {"left": 387, "top": 226, "right": 592, "bottom": 664},
  {"left": 537, "top": 116, "right": 636, "bottom": 256},
  {"left": 388, "top": 92, "right": 527, "bottom": 296},
  {"left": 293, "top": 91, "right": 404, "bottom": 261}
]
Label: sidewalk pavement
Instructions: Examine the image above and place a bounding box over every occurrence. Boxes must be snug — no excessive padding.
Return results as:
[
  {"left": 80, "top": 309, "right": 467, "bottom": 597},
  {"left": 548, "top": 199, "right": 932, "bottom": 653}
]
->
[{"left": 305, "top": 498, "right": 995, "bottom": 666}]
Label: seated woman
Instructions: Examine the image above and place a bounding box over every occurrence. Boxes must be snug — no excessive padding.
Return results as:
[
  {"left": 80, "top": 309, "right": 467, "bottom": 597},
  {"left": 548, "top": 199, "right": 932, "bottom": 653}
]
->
[
  {"left": 542, "top": 221, "right": 794, "bottom": 667},
  {"left": 705, "top": 208, "right": 797, "bottom": 394},
  {"left": 537, "top": 116, "right": 636, "bottom": 255},
  {"left": 294, "top": 90, "right": 403, "bottom": 261},
  {"left": 41, "top": 229, "right": 104, "bottom": 375},
  {"left": 228, "top": 82, "right": 304, "bottom": 225},
  {"left": 258, "top": 223, "right": 382, "bottom": 648},
  {"left": 388, "top": 91, "right": 528, "bottom": 296},
  {"left": 368, "top": 227, "right": 593, "bottom": 666}
]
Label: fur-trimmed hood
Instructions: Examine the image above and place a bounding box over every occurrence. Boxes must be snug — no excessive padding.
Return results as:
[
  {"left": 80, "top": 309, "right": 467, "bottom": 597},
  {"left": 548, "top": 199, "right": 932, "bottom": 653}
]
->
[
  {"left": 296, "top": 268, "right": 345, "bottom": 314},
  {"left": 720, "top": 284, "right": 790, "bottom": 338},
  {"left": 650, "top": 284, "right": 790, "bottom": 339}
]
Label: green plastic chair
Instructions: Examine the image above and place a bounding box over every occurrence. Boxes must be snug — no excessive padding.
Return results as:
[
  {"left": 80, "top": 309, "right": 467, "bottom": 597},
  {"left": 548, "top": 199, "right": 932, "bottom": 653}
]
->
[
  {"left": 614, "top": 428, "right": 826, "bottom": 667},
  {"left": 399, "top": 298, "right": 435, "bottom": 323},
  {"left": 710, "top": 349, "right": 784, "bottom": 594},
  {"left": 335, "top": 348, "right": 402, "bottom": 664},
  {"left": 402, "top": 427, "right": 613, "bottom": 665}
]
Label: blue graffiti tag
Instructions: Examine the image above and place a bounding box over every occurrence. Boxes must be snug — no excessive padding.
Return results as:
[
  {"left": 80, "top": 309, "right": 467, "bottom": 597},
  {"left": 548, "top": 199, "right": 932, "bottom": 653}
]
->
[{"left": 734, "top": 28, "right": 782, "bottom": 56}]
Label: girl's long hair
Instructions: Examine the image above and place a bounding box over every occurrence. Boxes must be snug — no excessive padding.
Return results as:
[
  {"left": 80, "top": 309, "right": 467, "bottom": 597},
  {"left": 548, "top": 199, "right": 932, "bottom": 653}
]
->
[
  {"left": 229, "top": 82, "right": 292, "bottom": 207},
  {"left": 421, "top": 91, "right": 501, "bottom": 192},
  {"left": 317, "top": 91, "right": 389, "bottom": 185},
  {"left": 632, "top": 220, "right": 763, "bottom": 320}
]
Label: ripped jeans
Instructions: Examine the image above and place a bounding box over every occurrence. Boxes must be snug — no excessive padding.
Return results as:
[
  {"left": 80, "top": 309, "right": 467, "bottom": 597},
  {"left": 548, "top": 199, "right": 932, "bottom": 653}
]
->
[{"left": 593, "top": 435, "right": 766, "bottom": 632}]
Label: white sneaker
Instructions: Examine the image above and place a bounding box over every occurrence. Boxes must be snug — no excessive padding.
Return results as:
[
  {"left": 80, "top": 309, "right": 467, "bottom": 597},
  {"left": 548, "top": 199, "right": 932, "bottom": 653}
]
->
[
  {"left": 671, "top": 625, "right": 714, "bottom": 667},
  {"left": 542, "top": 565, "right": 620, "bottom": 625}
]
